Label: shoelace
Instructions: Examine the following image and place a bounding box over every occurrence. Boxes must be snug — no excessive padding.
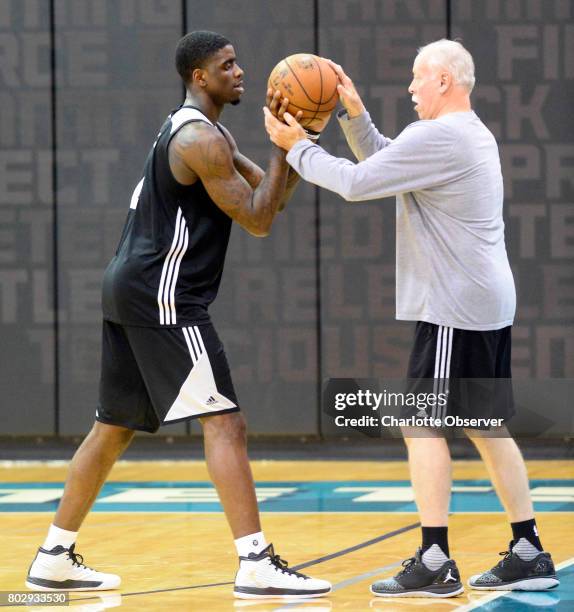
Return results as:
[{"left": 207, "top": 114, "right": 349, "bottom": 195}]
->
[
  {"left": 495, "top": 550, "right": 512, "bottom": 568},
  {"left": 67, "top": 545, "right": 91, "bottom": 570},
  {"left": 396, "top": 556, "right": 417, "bottom": 577},
  {"left": 268, "top": 552, "right": 308, "bottom": 580}
]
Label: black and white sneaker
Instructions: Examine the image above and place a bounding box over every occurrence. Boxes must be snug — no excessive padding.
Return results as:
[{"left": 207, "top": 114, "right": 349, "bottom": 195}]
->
[
  {"left": 370, "top": 548, "right": 464, "bottom": 598},
  {"left": 468, "top": 542, "right": 559, "bottom": 591},
  {"left": 234, "top": 544, "right": 331, "bottom": 599},
  {"left": 26, "top": 544, "right": 121, "bottom": 591}
]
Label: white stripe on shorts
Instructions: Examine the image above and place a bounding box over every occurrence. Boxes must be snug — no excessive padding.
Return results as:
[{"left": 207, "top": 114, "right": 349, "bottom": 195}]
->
[
  {"left": 165, "top": 326, "right": 237, "bottom": 422},
  {"left": 192, "top": 326, "right": 206, "bottom": 354},
  {"left": 182, "top": 326, "right": 205, "bottom": 364},
  {"left": 182, "top": 327, "right": 196, "bottom": 363},
  {"left": 432, "top": 326, "right": 453, "bottom": 420},
  {"left": 432, "top": 326, "right": 444, "bottom": 417},
  {"left": 188, "top": 326, "right": 202, "bottom": 360},
  {"left": 442, "top": 327, "right": 453, "bottom": 420}
]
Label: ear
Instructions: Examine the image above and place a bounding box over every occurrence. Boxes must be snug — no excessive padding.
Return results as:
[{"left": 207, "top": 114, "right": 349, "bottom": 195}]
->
[
  {"left": 439, "top": 71, "right": 452, "bottom": 93},
  {"left": 192, "top": 67, "right": 207, "bottom": 87}
]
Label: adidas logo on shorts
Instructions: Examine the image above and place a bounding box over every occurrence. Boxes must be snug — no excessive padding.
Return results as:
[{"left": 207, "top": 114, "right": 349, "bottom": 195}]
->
[{"left": 205, "top": 396, "right": 218, "bottom": 406}]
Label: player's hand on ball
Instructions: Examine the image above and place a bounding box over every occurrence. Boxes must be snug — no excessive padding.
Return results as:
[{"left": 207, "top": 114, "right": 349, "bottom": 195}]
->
[
  {"left": 325, "top": 59, "right": 365, "bottom": 119},
  {"left": 266, "top": 88, "right": 288, "bottom": 121},
  {"left": 266, "top": 88, "right": 303, "bottom": 124},
  {"left": 263, "top": 107, "right": 306, "bottom": 152}
]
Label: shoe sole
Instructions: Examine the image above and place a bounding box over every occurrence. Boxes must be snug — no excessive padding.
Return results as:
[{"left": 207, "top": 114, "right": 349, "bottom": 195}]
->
[
  {"left": 468, "top": 577, "right": 559, "bottom": 591},
  {"left": 25, "top": 580, "right": 120, "bottom": 592},
  {"left": 370, "top": 585, "right": 464, "bottom": 598},
  {"left": 234, "top": 588, "right": 331, "bottom": 600}
]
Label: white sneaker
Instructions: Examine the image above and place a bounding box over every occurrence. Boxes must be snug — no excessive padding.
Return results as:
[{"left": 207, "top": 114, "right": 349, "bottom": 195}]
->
[
  {"left": 234, "top": 544, "right": 331, "bottom": 599},
  {"left": 26, "top": 544, "right": 121, "bottom": 591}
]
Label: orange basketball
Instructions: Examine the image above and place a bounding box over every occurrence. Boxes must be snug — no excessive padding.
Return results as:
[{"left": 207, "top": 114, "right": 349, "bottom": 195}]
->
[{"left": 267, "top": 54, "right": 339, "bottom": 131}]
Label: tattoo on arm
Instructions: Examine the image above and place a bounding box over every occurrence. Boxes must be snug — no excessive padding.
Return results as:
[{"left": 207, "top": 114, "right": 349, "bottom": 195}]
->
[
  {"left": 179, "top": 124, "right": 289, "bottom": 236},
  {"left": 217, "top": 123, "right": 264, "bottom": 189},
  {"left": 278, "top": 166, "right": 301, "bottom": 212},
  {"left": 234, "top": 152, "right": 265, "bottom": 189}
]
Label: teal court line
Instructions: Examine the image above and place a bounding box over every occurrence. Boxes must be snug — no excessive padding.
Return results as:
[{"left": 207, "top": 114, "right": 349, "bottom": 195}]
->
[{"left": 0, "top": 479, "right": 572, "bottom": 513}]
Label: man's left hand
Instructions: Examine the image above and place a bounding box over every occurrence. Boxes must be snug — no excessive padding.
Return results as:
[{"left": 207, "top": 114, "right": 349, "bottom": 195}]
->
[{"left": 263, "top": 108, "right": 307, "bottom": 152}]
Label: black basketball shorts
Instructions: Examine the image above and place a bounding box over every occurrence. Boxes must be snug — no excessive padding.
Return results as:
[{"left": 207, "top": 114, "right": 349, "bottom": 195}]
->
[
  {"left": 97, "top": 321, "right": 240, "bottom": 433},
  {"left": 404, "top": 322, "right": 515, "bottom": 426}
]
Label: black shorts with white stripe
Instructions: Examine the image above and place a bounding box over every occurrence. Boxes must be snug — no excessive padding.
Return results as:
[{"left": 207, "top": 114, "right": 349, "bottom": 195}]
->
[
  {"left": 97, "top": 320, "right": 239, "bottom": 433},
  {"left": 403, "top": 322, "right": 515, "bottom": 427}
]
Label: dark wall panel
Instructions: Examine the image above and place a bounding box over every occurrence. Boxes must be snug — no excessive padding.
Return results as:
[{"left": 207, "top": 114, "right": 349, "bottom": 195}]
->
[
  {"left": 317, "top": 0, "right": 446, "bottom": 433},
  {"left": 0, "top": 0, "right": 55, "bottom": 433},
  {"left": 452, "top": 1, "right": 574, "bottom": 378},
  {"left": 1, "top": 0, "right": 571, "bottom": 437},
  {"left": 55, "top": 0, "right": 185, "bottom": 434},
  {"left": 186, "top": 0, "right": 319, "bottom": 434}
]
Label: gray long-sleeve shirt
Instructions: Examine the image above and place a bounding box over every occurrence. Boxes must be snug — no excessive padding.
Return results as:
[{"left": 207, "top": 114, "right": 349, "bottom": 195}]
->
[{"left": 286, "top": 110, "right": 516, "bottom": 331}]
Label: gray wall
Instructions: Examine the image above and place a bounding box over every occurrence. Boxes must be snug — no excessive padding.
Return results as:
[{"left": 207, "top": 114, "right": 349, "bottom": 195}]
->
[
  {"left": 1, "top": 0, "right": 572, "bottom": 436},
  {"left": 0, "top": 0, "right": 54, "bottom": 434}
]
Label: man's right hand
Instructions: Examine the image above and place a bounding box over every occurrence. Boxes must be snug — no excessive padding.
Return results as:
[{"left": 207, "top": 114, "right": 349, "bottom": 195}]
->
[
  {"left": 266, "top": 88, "right": 304, "bottom": 124},
  {"left": 325, "top": 60, "right": 366, "bottom": 119}
]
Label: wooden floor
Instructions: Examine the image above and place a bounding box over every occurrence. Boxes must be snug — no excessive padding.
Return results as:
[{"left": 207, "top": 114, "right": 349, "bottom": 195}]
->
[{"left": 1, "top": 459, "right": 572, "bottom": 611}]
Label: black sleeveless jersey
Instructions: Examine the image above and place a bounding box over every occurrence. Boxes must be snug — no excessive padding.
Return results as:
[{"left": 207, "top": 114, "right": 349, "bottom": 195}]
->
[{"left": 102, "top": 106, "right": 232, "bottom": 327}]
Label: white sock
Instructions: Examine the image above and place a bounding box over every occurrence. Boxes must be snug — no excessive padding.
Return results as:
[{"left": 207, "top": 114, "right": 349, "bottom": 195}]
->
[
  {"left": 422, "top": 543, "right": 449, "bottom": 571},
  {"left": 42, "top": 524, "right": 78, "bottom": 551},
  {"left": 512, "top": 537, "right": 541, "bottom": 561},
  {"left": 235, "top": 532, "right": 268, "bottom": 558}
]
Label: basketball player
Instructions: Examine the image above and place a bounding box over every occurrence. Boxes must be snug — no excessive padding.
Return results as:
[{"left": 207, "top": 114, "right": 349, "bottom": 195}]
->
[
  {"left": 264, "top": 39, "right": 559, "bottom": 596},
  {"left": 26, "top": 31, "right": 331, "bottom": 600}
]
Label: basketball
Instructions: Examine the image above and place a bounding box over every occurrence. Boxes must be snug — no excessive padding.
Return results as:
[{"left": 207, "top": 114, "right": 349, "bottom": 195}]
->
[{"left": 267, "top": 54, "right": 339, "bottom": 131}]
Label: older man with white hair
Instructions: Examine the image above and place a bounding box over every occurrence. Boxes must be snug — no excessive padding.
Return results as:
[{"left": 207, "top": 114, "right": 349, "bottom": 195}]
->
[{"left": 264, "top": 39, "right": 559, "bottom": 597}]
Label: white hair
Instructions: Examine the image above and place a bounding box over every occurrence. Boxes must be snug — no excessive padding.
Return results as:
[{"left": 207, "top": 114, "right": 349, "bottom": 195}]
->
[{"left": 415, "top": 39, "right": 475, "bottom": 93}]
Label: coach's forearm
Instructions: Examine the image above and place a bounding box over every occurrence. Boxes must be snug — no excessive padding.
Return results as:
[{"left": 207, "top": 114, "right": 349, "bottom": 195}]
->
[
  {"left": 286, "top": 140, "right": 361, "bottom": 201},
  {"left": 338, "top": 110, "right": 392, "bottom": 161}
]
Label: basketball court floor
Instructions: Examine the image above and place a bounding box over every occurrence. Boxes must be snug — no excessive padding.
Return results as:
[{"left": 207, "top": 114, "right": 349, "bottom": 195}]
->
[{"left": 1, "top": 458, "right": 572, "bottom": 610}]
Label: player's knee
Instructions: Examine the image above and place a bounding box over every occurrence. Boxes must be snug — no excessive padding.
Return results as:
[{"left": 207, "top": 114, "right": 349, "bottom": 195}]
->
[
  {"left": 401, "top": 427, "right": 445, "bottom": 444},
  {"left": 402, "top": 434, "right": 414, "bottom": 448},
  {"left": 201, "top": 412, "right": 247, "bottom": 443},
  {"left": 463, "top": 425, "right": 510, "bottom": 444},
  {"left": 92, "top": 421, "right": 135, "bottom": 446},
  {"left": 218, "top": 413, "right": 247, "bottom": 442}
]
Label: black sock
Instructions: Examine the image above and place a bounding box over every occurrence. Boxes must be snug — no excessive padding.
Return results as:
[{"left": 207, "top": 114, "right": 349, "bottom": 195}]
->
[
  {"left": 511, "top": 519, "right": 542, "bottom": 551},
  {"left": 421, "top": 526, "right": 449, "bottom": 557}
]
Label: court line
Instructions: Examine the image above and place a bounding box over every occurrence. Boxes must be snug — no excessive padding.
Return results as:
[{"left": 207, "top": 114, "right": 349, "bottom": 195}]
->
[
  {"left": 556, "top": 556, "right": 574, "bottom": 571},
  {"left": 0, "top": 582, "right": 233, "bottom": 608},
  {"left": 272, "top": 561, "right": 403, "bottom": 611},
  {"left": 292, "top": 522, "right": 420, "bottom": 571},
  {"left": 454, "top": 555, "right": 574, "bottom": 612},
  {"left": 65, "top": 522, "right": 420, "bottom": 605},
  {"left": 330, "top": 562, "right": 402, "bottom": 592}
]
